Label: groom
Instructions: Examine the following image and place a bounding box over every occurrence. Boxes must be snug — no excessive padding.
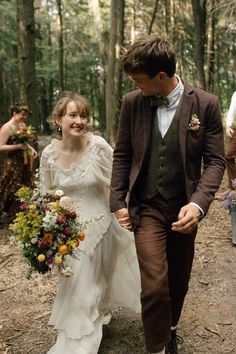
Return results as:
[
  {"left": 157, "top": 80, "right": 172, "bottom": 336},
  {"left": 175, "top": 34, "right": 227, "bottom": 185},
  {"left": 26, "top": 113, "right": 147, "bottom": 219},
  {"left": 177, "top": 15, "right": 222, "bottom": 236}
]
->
[{"left": 110, "top": 35, "right": 225, "bottom": 354}]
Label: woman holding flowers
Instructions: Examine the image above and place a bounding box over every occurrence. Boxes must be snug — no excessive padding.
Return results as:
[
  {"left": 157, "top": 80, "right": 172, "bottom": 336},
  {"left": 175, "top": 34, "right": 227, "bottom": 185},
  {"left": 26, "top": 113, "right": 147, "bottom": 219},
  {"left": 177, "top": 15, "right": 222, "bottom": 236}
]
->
[
  {"left": 0, "top": 103, "right": 37, "bottom": 222},
  {"left": 40, "top": 92, "right": 140, "bottom": 354}
]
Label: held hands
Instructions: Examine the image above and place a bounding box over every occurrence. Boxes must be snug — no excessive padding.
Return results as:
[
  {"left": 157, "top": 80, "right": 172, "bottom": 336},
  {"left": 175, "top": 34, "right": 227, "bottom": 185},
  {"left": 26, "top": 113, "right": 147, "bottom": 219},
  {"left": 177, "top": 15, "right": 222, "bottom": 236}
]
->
[
  {"left": 171, "top": 204, "right": 201, "bottom": 234},
  {"left": 114, "top": 208, "right": 133, "bottom": 230},
  {"left": 226, "top": 126, "right": 234, "bottom": 139}
]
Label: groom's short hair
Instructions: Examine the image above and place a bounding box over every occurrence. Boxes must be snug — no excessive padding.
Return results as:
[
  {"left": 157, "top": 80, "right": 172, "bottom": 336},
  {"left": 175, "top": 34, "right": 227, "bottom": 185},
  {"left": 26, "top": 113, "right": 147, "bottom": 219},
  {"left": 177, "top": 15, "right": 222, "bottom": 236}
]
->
[{"left": 122, "top": 34, "right": 176, "bottom": 78}]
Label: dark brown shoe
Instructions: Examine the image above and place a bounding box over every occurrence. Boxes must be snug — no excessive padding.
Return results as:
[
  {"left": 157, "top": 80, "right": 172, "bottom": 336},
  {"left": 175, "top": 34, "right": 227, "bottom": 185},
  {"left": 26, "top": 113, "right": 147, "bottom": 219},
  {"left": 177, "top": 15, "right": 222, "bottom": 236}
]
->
[{"left": 166, "top": 330, "right": 183, "bottom": 354}]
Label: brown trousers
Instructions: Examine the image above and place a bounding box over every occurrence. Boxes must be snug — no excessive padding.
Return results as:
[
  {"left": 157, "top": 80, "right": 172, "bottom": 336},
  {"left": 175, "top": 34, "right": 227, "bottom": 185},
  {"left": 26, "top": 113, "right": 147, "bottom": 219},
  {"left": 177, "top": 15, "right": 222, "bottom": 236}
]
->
[
  {"left": 225, "top": 128, "right": 236, "bottom": 189},
  {"left": 134, "top": 193, "right": 197, "bottom": 352}
]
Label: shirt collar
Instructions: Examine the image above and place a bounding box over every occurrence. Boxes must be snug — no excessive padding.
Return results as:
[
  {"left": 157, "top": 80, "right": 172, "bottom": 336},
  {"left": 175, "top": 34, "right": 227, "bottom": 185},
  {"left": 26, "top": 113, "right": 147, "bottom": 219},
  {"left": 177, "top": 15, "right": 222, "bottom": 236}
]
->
[{"left": 166, "top": 75, "right": 184, "bottom": 107}]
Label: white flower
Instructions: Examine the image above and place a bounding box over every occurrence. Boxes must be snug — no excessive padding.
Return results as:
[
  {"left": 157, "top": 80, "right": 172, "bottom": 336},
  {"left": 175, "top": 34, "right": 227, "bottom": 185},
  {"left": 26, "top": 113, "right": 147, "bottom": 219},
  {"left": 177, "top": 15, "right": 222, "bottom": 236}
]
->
[
  {"left": 60, "top": 265, "right": 73, "bottom": 277},
  {"left": 31, "top": 237, "right": 38, "bottom": 244},
  {"left": 42, "top": 210, "right": 57, "bottom": 228},
  {"left": 9, "top": 236, "right": 16, "bottom": 245},
  {"left": 60, "top": 196, "right": 79, "bottom": 213},
  {"left": 55, "top": 190, "right": 64, "bottom": 197},
  {"left": 188, "top": 113, "right": 200, "bottom": 131}
]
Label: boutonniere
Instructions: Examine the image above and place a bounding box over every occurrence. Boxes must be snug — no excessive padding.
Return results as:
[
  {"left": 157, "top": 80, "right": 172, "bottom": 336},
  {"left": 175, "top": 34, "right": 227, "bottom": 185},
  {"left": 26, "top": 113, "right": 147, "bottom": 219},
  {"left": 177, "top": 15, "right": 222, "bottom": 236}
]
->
[{"left": 188, "top": 113, "right": 200, "bottom": 132}]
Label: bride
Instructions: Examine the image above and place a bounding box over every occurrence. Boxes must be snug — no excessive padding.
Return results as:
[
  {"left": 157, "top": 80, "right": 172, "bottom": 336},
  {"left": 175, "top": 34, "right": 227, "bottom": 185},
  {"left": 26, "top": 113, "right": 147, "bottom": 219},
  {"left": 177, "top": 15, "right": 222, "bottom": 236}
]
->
[{"left": 40, "top": 92, "right": 141, "bottom": 354}]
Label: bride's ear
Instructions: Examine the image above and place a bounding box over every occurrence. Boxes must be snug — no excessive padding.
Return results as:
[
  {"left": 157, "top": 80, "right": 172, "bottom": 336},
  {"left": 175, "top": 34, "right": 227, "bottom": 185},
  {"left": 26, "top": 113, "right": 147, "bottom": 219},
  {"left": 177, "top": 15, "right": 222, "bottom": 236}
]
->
[{"left": 55, "top": 119, "right": 62, "bottom": 134}]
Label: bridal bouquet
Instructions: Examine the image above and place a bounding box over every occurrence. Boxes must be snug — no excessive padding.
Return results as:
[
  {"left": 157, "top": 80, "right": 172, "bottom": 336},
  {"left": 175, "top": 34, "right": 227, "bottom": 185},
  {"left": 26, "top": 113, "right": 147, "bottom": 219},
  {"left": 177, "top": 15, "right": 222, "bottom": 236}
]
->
[{"left": 9, "top": 186, "right": 87, "bottom": 277}]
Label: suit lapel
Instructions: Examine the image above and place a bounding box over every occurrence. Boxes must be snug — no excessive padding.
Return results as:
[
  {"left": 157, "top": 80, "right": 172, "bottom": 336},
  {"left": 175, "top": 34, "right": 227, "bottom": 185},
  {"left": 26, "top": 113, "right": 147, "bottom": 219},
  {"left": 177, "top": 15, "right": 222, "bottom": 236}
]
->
[{"left": 178, "top": 83, "right": 194, "bottom": 175}]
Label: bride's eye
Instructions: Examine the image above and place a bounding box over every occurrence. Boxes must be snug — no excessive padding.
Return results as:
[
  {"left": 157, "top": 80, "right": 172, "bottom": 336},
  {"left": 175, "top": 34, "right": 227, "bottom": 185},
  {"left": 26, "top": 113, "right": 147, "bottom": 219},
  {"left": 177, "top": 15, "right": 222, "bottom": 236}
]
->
[
  {"left": 80, "top": 114, "right": 89, "bottom": 119},
  {"left": 68, "top": 113, "right": 77, "bottom": 118}
]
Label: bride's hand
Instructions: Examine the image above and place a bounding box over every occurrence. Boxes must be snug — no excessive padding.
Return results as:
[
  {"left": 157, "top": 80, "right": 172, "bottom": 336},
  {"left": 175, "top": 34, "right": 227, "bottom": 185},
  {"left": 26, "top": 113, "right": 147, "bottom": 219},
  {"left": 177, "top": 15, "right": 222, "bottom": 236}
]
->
[{"left": 114, "top": 208, "right": 133, "bottom": 230}]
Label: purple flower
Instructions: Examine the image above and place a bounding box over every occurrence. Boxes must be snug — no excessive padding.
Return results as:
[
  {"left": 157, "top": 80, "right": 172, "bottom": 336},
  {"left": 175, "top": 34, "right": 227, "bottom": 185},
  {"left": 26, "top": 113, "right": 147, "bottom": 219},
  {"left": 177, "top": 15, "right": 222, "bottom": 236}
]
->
[
  {"left": 223, "top": 190, "right": 236, "bottom": 210},
  {"left": 63, "top": 226, "right": 72, "bottom": 235},
  {"left": 223, "top": 199, "right": 232, "bottom": 210},
  {"left": 46, "top": 257, "right": 54, "bottom": 265},
  {"left": 20, "top": 203, "right": 28, "bottom": 211},
  {"left": 232, "top": 179, "right": 236, "bottom": 189}
]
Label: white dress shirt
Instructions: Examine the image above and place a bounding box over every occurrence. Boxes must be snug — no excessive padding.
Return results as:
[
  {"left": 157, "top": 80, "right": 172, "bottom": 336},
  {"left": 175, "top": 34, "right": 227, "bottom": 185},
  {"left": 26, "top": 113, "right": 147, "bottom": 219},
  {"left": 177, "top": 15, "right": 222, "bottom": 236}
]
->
[
  {"left": 226, "top": 91, "right": 236, "bottom": 127},
  {"left": 157, "top": 75, "right": 184, "bottom": 137}
]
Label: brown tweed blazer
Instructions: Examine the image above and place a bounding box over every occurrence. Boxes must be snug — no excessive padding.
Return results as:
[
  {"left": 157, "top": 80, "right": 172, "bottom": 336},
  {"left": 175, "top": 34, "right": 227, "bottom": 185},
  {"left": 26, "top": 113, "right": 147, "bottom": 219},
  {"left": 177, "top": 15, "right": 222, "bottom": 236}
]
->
[{"left": 110, "top": 81, "right": 226, "bottom": 226}]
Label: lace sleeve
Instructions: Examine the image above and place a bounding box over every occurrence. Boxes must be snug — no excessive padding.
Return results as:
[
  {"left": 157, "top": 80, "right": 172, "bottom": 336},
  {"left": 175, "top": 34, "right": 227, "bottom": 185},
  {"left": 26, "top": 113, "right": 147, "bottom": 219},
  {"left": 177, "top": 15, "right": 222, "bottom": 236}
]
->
[
  {"left": 92, "top": 135, "right": 113, "bottom": 183},
  {"left": 39, "top": 145, "right": 54, "bottom": 190}
]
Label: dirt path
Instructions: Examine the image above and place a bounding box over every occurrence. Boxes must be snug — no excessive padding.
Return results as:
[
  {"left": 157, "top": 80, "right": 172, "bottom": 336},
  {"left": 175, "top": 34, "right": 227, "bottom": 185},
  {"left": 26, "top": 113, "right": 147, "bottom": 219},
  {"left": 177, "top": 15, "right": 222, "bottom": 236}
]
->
[{"left": 0, "top": 178, "right": 236, "bottom": 354}]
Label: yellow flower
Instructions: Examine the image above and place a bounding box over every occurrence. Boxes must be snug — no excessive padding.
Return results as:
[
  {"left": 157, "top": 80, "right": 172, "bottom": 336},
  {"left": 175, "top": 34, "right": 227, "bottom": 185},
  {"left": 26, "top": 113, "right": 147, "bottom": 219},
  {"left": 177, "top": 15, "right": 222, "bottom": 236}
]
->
[
  {"left": 54, "top": 256, "right": 63, "bottom": 265},
  {"left": 70, "top": 241, "right": 78, "bottom": 249},
  {"left": 37, "top": 254, "right": 46, "bottom": 262},
  {"left": 58, "top": 244, "right": 68, "bottom": 255},
  {"left": 29, "top": 204, "right": 37, "bottom": 212}
]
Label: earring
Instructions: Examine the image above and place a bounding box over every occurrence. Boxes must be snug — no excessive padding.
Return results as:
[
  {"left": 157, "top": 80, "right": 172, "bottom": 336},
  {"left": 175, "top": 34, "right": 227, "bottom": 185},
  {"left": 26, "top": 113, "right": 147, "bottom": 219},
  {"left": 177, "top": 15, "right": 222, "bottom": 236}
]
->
[{"left": 57, "top": 125, "right": 62, "bottom": 133}]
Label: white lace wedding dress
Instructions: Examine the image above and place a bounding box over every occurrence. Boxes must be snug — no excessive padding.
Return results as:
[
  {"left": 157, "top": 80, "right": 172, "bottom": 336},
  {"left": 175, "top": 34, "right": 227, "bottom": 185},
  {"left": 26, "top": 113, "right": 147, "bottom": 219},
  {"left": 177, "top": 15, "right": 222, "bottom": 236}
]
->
[{"left": 40, "top": 133, "right": 141, "bottom": 354}]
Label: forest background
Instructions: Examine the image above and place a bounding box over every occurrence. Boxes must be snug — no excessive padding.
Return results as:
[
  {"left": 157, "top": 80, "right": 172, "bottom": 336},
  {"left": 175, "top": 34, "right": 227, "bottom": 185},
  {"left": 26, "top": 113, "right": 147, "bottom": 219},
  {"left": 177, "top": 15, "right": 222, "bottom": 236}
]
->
[{"left": 0, "top": 0, "right": 235, "bottom": 145}]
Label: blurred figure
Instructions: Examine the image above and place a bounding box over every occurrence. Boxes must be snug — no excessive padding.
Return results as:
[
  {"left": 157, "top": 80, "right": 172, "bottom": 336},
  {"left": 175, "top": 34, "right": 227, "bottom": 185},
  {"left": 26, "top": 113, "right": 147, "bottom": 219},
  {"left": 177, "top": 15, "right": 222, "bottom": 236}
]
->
[
  {"left": 225, "top": 91, "right": 236, "bottom": 192},
  {"left": 0, "top": 103, "right": 36, "bottom": 223}
]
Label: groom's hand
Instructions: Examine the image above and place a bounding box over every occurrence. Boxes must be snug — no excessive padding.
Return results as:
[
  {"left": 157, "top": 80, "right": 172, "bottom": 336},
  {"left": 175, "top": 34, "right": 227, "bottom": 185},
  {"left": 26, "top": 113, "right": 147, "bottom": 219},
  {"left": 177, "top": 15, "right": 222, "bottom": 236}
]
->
[
  {"left": 114, "top": 208, "right": 133, "bottom": 230},
  {"left": 171, "top": 204, "right": 201, "bottom": 233}
]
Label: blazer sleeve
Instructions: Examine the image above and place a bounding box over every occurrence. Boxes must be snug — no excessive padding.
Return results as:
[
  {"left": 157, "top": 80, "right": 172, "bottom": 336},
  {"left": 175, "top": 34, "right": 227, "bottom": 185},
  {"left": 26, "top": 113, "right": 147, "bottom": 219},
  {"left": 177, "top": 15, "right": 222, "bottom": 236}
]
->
[
  {"left": 189, "top": 95, "right": 226, "bottom": 214},
  {"left": 110, "top": 95, "right": 133, "bottom": 212}
]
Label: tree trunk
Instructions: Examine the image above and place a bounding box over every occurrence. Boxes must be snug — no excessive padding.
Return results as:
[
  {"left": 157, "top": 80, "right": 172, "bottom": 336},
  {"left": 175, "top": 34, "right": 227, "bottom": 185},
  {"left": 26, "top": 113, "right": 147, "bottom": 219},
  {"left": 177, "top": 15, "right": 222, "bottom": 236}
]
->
[
  {"left": 191, "top": 0, "right": 207, "bottom": 89},
  {"left": 56, "top": 0, "right": 64, "bottom": 92},
  {"left": 0, "top": 54, "right": 6, "bottom": 125},
  {"left": 113, "top": 0, "right": 124, "bottom": 136},
  {"left": 148, "top": 0, "right": 159, "bottom": 35},
  {"left": 105, "top": 0, "right": 125, "bottom": 144},
  {"left": 17, "top": 0, "right": 38, "bottom": 129},
  {"left": 40, "top": 78, "right": 51, "bottom": 134},
  {"left": 105, "top": 0, "right": 117, "bottom": 144},
  {"left": 207, "top": 0, "right": 216, "bottom": 93},
  {"left": 89, "top": 0, "right": 106, "bottom": 130}
]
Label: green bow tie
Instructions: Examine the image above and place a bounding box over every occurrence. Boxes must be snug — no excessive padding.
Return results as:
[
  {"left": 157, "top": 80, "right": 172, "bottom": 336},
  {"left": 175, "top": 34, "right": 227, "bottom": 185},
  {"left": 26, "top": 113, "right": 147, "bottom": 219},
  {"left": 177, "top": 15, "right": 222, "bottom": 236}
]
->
[{"left": 150, "top": 95, "right": 169, "bottom": 108}]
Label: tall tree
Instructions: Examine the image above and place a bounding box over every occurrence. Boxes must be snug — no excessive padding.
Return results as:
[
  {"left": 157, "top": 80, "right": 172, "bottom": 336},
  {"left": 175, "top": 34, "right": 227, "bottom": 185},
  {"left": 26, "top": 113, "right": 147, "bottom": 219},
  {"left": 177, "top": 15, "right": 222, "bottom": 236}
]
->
[
  {"left": 56, "top": 0, "right": 64, "bottom": 92},
  {"left": 106, "top": 0, "right": 125, "bottom": 144},
  {"left": 207, "top": 0, "right": 216, "bottom": 92},
  {"left": 113, "top": 0, "right": 124, "bottom": 135},
  {"left": 191, "top": 0, "right": 207, "bottom": 89},
  {"left": 17, "top": 0, "right": 38, "bottom": 129},
  {"left": 106, "top": 0, "right": 116, "bottom": 143},
  {"left": 148, "top": 0, "right": 159, "bottom": 35},
  {"left": 89, "top": 0, "right": 107, "bottom": 129}
]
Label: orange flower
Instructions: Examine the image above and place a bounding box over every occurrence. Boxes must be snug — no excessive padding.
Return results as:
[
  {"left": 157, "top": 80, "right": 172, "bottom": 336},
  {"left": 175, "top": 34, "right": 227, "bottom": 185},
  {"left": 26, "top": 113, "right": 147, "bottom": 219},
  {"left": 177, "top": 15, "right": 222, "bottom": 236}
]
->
[
  {"left": 78, "top": 230, "right": 85, "bottom": 241},
  {"left": 43, "top": 232, "right": 53, "bottom": 246}
]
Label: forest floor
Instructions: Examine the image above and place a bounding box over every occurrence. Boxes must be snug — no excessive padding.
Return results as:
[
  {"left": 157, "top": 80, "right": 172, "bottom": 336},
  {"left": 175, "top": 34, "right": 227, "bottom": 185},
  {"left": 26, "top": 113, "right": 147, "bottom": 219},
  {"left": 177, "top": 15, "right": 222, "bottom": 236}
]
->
[{"left": 0, "top": 172, "right": 236, "bottom": 354}]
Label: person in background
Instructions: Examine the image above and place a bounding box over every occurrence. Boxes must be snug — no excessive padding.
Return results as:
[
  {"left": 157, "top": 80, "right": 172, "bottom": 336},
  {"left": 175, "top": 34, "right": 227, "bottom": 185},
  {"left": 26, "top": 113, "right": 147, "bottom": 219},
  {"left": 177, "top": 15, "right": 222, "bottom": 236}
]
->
[
  {"left": 224, "top": 91, "right": 236, "bottom": 193},
  {"left": 40, "top": 92, "right": 140, "bottom": 354},
  {"left": 0, "top": 103, "right": 37, "bottom": 223},
  {"left": 110, "top": 35, "right": 225, "bottom": 354}
]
